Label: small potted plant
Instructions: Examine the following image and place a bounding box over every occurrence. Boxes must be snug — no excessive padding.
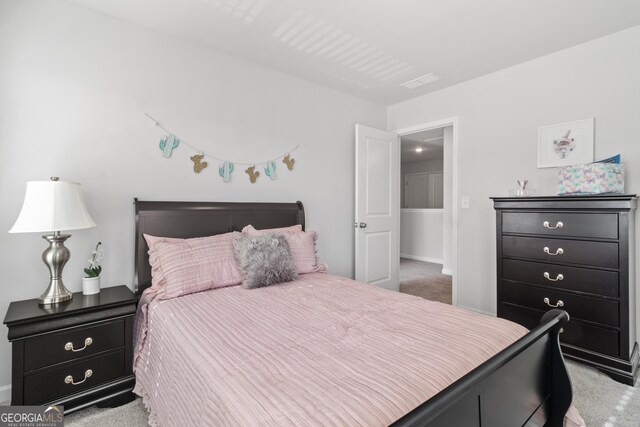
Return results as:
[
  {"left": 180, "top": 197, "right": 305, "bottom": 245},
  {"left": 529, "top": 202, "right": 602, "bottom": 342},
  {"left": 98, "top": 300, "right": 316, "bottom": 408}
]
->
[{"left": 82, "top": 242, "right": 103, "bottom": 295}]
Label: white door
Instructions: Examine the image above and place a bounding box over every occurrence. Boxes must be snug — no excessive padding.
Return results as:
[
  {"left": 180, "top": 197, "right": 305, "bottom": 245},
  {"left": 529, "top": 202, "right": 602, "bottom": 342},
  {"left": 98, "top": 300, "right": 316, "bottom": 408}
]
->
[{"left": 355, "top": 124, "right": 399, "bottom": 290}]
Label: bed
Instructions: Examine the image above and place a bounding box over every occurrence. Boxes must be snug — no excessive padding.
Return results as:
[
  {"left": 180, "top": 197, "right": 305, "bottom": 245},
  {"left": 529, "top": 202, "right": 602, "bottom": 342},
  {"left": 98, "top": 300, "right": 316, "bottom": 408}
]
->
[{"left": 132, "top": 199, "right": 582, "bottom": 426}]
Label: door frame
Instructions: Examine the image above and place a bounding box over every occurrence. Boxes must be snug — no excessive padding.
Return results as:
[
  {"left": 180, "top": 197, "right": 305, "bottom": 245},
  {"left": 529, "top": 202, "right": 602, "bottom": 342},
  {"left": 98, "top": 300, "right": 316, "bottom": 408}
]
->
[{"left": 394, "top": 117, "right": 459, "bottom": 306}]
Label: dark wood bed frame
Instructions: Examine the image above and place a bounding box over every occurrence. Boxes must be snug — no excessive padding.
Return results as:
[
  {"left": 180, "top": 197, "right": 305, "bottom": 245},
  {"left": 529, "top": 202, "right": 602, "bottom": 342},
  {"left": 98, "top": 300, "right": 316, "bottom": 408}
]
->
[{"left": 134, "top": 199, "right": 573, "bottom": 427}]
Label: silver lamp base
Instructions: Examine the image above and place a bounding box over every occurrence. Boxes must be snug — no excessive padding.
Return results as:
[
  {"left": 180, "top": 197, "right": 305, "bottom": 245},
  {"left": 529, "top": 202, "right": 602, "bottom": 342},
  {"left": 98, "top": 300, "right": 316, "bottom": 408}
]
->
[{"left": 39, "top": 232, "right": 73, "bottom": 305}]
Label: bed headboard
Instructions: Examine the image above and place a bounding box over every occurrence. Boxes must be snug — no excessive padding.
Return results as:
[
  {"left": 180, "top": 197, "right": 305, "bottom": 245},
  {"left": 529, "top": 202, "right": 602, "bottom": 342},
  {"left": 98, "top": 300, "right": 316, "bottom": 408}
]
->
[{"left": 134, "top": 199, "right": 305, "bottom": 296}]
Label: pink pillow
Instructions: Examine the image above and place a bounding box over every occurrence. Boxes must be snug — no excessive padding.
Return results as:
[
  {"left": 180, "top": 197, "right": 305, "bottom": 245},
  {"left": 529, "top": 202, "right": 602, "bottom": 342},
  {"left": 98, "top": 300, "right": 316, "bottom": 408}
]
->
[
  {"left": 143, "top": 234, "right": 184, "bottom": 290},
  {"left": 153, "top": 232, "right": 243, "bottom": 299},
  {"left": 243, "top": 225, "right": 325, "bottom": 274},
  {"left": 283, "top": 230, "right": 326, "bottom": 274},
  {"left": 241, "top": 224, "right": 302, "bottom": 234}
]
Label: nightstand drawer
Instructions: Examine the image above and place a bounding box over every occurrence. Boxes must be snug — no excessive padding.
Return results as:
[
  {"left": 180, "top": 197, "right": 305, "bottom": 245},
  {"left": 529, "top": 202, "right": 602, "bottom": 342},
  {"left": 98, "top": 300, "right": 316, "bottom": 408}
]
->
[
  {"left": 502, "top": 212, "right": 618, "bottom": 239},
  {"left": 502, "top": 235, "right": 618, "bottom": 268},
  {"left": 24, "top": 349, "right": 125, "bottom": 405},
  {"left": 503, "top": 259, "right": 619, "bottom": 297},
  {"left": 502, "top": 304, "right": 619, "bottom": 357},
  {"left": 503, "top": 283, "right": 619, "bottom": 327},
  {"left": 24, "top": 319, "right": 125, "bottom": 371}
]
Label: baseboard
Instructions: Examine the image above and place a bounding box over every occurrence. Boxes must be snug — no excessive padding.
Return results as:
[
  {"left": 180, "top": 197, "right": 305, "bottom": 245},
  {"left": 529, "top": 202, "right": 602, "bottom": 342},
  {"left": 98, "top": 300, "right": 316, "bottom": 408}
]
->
[
  {"left": 0, "top": 384, "right": 11, "bottom": 405},
  {"left": 376, "top": 282, "right": 400, "bottom": 292},
  {"left": 441, "top": 268, "right": 453, "bottom": 276},
  {"left": 457, "top": 304, "right": 495, "bottom": 317},
  {"left": 400, "top": 254, "right": 443, "bottom": 264}
]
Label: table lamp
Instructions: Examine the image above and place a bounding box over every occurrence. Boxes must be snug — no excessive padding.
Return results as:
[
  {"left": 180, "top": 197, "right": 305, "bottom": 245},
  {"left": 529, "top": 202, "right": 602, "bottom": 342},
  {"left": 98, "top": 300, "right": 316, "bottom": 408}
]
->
[{"left": 9, "top": 177, "right": 96, "bottom": 305}]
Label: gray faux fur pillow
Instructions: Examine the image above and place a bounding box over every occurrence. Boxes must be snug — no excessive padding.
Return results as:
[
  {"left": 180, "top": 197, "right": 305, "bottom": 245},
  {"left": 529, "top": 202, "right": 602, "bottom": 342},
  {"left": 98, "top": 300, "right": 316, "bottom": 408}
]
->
[{"left": 234, "top": 233, "right": 298, "bottom": 289}]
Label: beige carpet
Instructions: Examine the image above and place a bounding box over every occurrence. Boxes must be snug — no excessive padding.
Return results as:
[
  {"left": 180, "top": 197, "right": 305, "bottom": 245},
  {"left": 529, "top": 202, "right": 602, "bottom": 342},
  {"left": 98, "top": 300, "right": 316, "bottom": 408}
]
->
[
  {"left": 399, "top": 258, "right": 452, "bottom": 304},
  {"left": 566, "top": 360, "right": 640, "bottom": 426}
]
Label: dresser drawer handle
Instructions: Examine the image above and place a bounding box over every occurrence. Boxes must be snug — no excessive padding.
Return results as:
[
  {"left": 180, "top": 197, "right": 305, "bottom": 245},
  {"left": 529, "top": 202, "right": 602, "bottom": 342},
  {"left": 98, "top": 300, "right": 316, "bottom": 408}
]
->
[
  {"left": 543, "top": 246, "right": 564, "bottom": 256},
  {"left": 543, "top": 272, "right": 564, "bottom": 281},
  {"left": 64, "top": 337, "right": 93, "bottom": 352},
  {"left": 544, "top": 297, "right": 564, "bottom": 308},
  {"left": 64, "top": 369, "right": 93, "bottom": 386},
  {"left": 543, "top": 221, "right": 564, "bottom": 229}
]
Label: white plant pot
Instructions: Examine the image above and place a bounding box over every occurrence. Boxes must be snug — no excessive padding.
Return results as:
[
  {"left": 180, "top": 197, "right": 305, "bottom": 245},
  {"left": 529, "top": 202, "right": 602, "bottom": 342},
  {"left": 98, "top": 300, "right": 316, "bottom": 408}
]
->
[{"left": 82, "top": 276, "right": 101, "bottom": 295}]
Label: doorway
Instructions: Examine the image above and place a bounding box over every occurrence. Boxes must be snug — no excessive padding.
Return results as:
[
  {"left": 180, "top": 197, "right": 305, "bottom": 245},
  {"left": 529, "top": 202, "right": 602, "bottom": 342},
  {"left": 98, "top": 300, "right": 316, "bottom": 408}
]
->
[
  {"left": 354, "top": 118, "right": 458, "bottom": 304},
  {"left": 398, "top": 124, "right": 454, "bottom": 304}
]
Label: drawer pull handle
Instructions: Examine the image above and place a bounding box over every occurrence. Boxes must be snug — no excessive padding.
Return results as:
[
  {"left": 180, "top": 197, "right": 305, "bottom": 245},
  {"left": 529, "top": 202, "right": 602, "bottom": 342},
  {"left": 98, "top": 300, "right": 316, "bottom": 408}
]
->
[
  {"left": 543, "top": 221, "right": 564, "bottom": 229},
  {"left": 64, "top": 369, "right": 93, "bottom": 386},
  {"left": 543, "top": 246, "right": 564, "bottom": 256},
  {"left": 544, "top": 297, "right": 564, "bottom": 308},
  {"left": 543, "top": 272, "right": 564, "bottom": 282},
  {"left": 64, "top": 337, "right": 93, "bottom": 352}
]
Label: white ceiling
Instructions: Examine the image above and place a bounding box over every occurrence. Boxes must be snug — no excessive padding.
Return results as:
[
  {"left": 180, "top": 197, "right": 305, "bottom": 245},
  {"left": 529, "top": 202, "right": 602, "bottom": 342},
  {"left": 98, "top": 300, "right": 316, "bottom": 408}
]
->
[
  {"left": 401, "top": 128, "right": 444, "bottom": 163},
  {"left": 67, "top": 0, "right": 640, "bottom": 105}
]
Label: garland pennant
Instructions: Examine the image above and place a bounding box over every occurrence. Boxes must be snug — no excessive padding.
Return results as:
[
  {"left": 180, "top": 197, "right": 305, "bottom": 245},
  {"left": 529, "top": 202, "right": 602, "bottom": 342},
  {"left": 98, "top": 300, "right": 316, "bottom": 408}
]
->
[{"left": 146, "top": 113, "right": 297, "bottom": 184}]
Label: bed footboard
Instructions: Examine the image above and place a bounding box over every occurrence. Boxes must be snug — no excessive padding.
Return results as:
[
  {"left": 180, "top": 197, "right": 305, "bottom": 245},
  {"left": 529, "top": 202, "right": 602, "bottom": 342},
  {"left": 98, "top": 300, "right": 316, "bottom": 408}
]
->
[{"left": 391, "top": 309, "right": 572, "bottom": 427}]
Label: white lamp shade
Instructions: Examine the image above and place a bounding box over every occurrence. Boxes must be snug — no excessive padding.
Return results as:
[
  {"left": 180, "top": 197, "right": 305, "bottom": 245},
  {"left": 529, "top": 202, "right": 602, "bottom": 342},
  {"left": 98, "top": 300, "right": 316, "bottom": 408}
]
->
[{"left": 9, "top": 180, "right": 97, "bottom": 233}]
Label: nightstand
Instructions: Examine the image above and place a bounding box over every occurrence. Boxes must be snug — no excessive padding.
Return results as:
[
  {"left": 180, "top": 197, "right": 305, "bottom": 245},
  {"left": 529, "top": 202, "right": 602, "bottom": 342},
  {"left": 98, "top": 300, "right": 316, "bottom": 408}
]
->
[{"left": 3, "top": 285, "right": 137, "bottom": 413}]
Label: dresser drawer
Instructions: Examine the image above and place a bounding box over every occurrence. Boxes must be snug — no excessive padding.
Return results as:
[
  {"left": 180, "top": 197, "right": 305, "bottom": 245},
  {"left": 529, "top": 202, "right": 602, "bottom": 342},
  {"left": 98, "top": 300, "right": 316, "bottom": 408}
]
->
[
  {"left": 503, "top": 283, "right": 619, "bottom": 327},
  {"left": 23, "top": 349, "right": 125, "bottom": 405},
  {"left": 24, "top": 319, "right": 125, "bottom": 372},
  {"left": 503, "top": 259, "right": 619, "bottom": 297},
  {"left": 502, "top": 235, "right": 618, "bottom": 269},
  {"left": 502, "top": 212, "right": 618, "bottom": 239},
  {"left": 501, "top": 304, "right": 619, "bottom": 357}
]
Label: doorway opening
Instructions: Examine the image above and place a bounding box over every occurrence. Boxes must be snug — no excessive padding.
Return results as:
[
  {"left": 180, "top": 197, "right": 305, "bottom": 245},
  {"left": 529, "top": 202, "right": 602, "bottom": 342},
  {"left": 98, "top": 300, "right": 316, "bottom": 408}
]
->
[{"left": 398, "top": 125, "right": 453, "bottom": 304}]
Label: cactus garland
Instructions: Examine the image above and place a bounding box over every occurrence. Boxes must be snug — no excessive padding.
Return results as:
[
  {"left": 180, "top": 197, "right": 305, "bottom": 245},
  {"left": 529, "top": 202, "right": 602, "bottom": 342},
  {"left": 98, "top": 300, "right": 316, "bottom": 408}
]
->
[
  {"left": 191, "top": 154, "right": 208, "bottom": 173},
  {"left": 219, "top": 161, "right": 234, "bottom": 183},
  {"left": 159, "top": 135, "right": 180, "bottom": 158},
  {"left": 147, "top": 113, "right": 298, "bottom": 183},
  {"left": 245, "top": 165, "right": 260, "bottom": 183},
  {"left": 283, "top": 154, "right": 295, "bottom": 170},
  {"left": 264, "top": 161, "right": 277, "bottom": 180}
]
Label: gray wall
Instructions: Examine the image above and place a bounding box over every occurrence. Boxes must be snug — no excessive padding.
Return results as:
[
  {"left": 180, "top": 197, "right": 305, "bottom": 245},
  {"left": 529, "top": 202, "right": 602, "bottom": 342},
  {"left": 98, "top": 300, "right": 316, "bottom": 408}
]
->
[
  {"left": 389, "top": 25, "right": 640, "bottom": 316},
  {"left": 400, "top": 210, "right": 443, "bottom": 262},
  {"left": 0, "top": 0, "right": 386, "bottom": 392}
]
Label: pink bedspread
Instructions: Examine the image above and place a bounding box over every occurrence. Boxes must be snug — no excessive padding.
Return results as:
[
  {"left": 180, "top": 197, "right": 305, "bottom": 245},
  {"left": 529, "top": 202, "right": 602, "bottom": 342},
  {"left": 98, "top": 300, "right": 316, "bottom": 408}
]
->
[{"left": 133, "top": 273, "right": 583, "bottom": 426}]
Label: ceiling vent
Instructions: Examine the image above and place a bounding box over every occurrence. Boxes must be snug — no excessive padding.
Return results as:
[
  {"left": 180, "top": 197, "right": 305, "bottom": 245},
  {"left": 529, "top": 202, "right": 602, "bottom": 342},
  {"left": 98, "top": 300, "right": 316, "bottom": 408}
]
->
[{"left": 400, "top": 73, "right": 440, "bottom": 89}]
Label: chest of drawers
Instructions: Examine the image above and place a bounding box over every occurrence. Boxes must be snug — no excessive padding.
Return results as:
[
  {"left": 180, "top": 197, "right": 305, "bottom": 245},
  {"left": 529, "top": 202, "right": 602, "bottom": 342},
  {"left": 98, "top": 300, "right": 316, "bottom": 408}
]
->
[
  {"left": 492, "top": 195, "right": 638, "bottom": 385},
  {"left": 4, "top": 286, "right": 137, "bottom": 412}
]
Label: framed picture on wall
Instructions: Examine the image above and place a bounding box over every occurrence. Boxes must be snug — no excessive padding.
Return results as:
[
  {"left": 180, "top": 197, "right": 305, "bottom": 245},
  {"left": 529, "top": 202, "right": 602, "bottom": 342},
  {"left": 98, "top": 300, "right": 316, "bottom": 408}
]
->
[{"left": 537, "top": 118, "right": 594, "bottom": 168}]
